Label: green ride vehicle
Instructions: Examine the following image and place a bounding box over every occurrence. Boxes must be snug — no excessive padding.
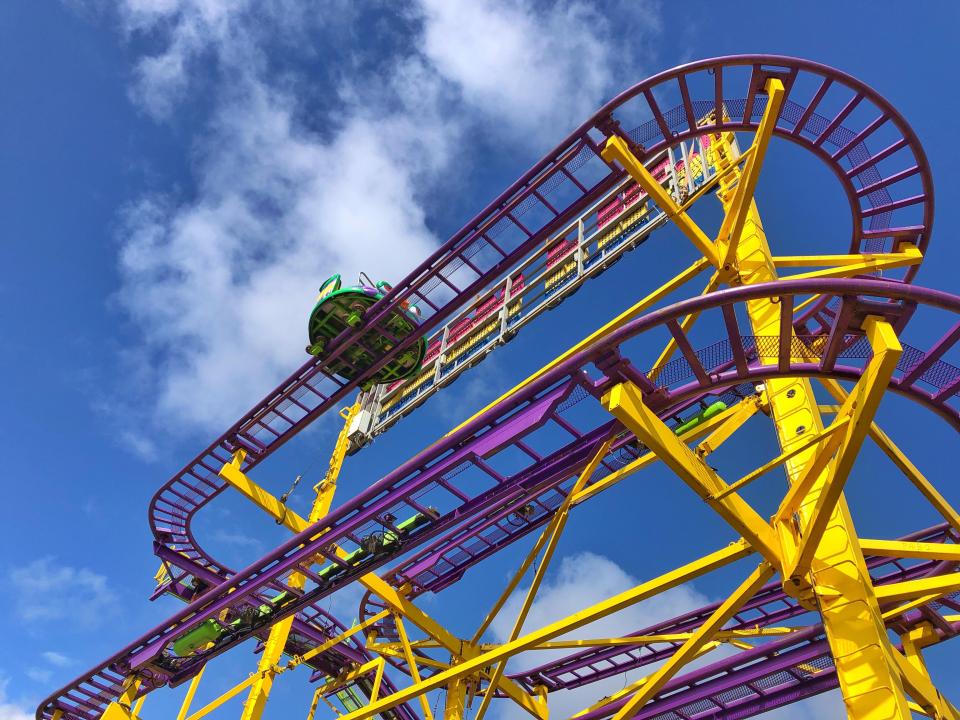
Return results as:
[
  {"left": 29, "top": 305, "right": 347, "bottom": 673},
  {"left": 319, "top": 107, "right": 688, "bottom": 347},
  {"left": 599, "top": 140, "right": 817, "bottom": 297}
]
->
[{"left": 306, "top": 273, "right": 427, "bottom": 391}]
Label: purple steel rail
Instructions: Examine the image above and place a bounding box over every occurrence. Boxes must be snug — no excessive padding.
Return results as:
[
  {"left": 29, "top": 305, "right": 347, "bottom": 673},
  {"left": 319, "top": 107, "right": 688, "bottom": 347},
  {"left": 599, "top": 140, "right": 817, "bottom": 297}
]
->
[{"left": 40, "top": 279, "right": 960, "bottom": 720}]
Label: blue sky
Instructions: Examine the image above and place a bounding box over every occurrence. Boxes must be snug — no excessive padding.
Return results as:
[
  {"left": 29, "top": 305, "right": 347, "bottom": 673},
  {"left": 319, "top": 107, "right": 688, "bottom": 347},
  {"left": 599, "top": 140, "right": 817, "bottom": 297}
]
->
[{"left": 3, "top": 2, "right": 960, "bottom": 719}]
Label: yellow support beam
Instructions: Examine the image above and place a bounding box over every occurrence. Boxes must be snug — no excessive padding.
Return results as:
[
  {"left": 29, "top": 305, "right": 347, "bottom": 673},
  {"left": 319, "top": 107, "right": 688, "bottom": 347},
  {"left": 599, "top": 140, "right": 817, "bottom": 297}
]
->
[
  {"left": 220, "top": 450, "right": 310, "bottom": 534},
  {"left": 443, "top": 680, "right": 468, "bottom": 720},
  {"left": 333, "top": 541, "right": 751, "bottom": 720},
  {"left": 237, "top": 404, "right": 362, "bottom": 720},
  {"left": 610, "top": 562, "right": 775, "bottom": 720},
  {"left": 771, "top": 244, "right": 922, "bottom": 268},
  {"left": 695, "top": 396, "right": 763, "bottom": 458},
  {"left": 860, "top": 539, "right": 960, "bottom": 562},
  {"left": 774, "top": 244, "right": 922, "bottom": 281},
  {"left": 602, "top": 381, "right": 781, "bottom": 564},
  {"left": 724, "top": 154, "right": 913, "bottom": 716},
  {"left": 473, "top": 439, "right": 613, "bottom": 720},
  {"left": 394, "top": 615, "right": 434, "bottom": 720},
  {"left": 873, "top": 573, "right": 960, "bottom": 604},
  {"left": 519, "top": 626, "right": 803, "bottom": 649},
  {"left": 601, "top": 136, "right": 720, "bottom": 267},
  {"left": 717, "top": 78, "right": 785, "bottom": 264},
  {"left": 176, "top": 667, "right": 206, "bottom": 720},
  {"left": 888, "top": 645, "right": 960, "bottom": 719}
]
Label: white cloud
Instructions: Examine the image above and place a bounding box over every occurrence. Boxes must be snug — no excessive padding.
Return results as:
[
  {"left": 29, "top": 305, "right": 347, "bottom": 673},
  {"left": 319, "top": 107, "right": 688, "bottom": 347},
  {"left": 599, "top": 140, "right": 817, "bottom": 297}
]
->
[
  {"left": 24, "top": 668, "right": 51, "bottom": 684},
  {"left": 8, "top": 558, "right": 117, "bottom": 628},
  {"left": 119, "top": 429, "right": 158, "bottom": 461},
  {"left": 91, "top": 0, "right": 662, "bottom": 438},
  {"left": 0, "top": 675, "right": 34, "bottom": 720},
  {"left": 416, "top": 0, "right": 645, "bottom": 137},
  {"left": 490, "top": 551, "right": 710, "bottom": 719},
  {"left": 41, "top": 652, "right": 71, "bottom": 668}
]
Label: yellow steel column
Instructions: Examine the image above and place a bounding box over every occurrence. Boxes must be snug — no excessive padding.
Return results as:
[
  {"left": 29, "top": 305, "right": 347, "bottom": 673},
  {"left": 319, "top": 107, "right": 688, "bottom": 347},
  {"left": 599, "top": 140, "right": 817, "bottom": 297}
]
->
[
  {"left": 443, "top": 679, "right": 467, "bottom": 720},
  {"left": 726, "top": 179, "right": 912, "bottom": 715},
  {"left": 239, "top": 404, "right": 360, "bottom": 720}
]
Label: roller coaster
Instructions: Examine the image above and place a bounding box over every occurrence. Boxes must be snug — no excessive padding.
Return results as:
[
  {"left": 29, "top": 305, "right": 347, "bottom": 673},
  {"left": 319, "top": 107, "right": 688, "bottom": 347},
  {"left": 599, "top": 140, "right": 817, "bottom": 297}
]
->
[{"left": 38, "top": 55, "right": 960, "bottom": 720}]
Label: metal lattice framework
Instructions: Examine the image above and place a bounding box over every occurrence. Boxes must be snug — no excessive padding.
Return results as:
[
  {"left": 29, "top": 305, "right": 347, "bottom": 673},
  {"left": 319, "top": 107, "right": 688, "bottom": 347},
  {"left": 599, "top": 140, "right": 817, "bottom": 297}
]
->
[{"left": 38, "top": 55, "right": 960, "bottom": 720}]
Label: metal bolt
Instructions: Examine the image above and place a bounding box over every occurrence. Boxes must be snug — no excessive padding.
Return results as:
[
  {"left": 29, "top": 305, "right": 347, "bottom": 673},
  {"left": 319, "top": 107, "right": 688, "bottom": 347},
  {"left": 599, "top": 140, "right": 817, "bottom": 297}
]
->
[
  {"left": 796, "top": 425, "right": 806, "bottom": 435},
  {"left": 787, "top": 388, "right": 796, "bottom": 399}
]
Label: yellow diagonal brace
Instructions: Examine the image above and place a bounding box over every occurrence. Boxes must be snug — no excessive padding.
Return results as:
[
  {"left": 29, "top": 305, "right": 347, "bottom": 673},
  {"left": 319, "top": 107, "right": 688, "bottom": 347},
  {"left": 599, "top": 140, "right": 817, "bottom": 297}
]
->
[
  {"left": 717, "top": 78, "right": 785, "bottom": 263},
  {"left": 788, "top": 316, "right": 903, "bottom": 579},
  {"left": 601, "top": 136, "right": 720, "bottom": 267},
  {"left": 333, "top": 541, "right": 751, "bottom": 720},
  {"left": 176, "top": 667, "right": 206, "bottom": 720},
  {"left": 889, "top": 645, "right": 960, "bottom": 719},
  {"left": 472, "top": 438, "right": 613, "bottom": 646},
  {"left": 394, "top": 615, "right": 434, "bottom": 720},
  {"left": 819, "top": 378, "right": 960, "bottom": 534},
  {"left": 610, "top": 562, "right": 775, "bottom": 720},
  {"left": 292, "top": 611, "right": 390, "bottom": 668},
  {"left": 130, "top": 696, "right": 145, "bottom": 719},
  {"left": 773, "top": 415, "right": 850, "bottom": 528},
  {"left": 184, "top": 675, "right": 258, "bottom": 720},
  {"left": 473, "top": 438, "right": 613, "bottom": 720},
  {"left": 602, "top": 381, "right": 781, "bottom": 564},
  {"left": 881, "top": 594, "right": 945, "bottom": 622},
  {"left": 571, "top": 645, "right": 722, "bottom": 719},
  {"left": 713, "top": 417, "right": 850, "bottom": 501},
  {"left": 695, "top": 396, "right": 763, "bottom": 458},
  {"left": 220, "top": 451, "right": 309, "bottom": 534},
  {"left": 314, "top": 658, "right": 383, "bottom": 695}
]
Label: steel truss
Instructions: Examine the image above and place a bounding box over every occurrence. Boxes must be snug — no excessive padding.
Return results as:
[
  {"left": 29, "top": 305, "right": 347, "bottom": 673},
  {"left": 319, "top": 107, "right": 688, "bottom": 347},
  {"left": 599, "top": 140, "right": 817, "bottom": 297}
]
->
[{"left": 39, "top": 56, "right": 960, "bottom": 720}]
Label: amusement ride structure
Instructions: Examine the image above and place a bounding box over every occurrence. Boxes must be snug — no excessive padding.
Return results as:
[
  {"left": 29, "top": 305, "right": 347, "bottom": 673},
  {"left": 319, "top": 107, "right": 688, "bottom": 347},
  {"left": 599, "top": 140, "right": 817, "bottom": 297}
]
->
[{"left": 38, "top": 55, "right": 960, "bottom": 720}]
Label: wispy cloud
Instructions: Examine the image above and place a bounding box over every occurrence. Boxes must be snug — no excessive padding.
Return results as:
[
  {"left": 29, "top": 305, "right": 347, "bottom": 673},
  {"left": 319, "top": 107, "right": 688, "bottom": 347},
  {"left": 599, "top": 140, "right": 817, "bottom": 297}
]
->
[
  {"left": 490, "top": 551, "right": 710, "bottom": 719},
  {"left": 417, "top": 0, "right": 659, "bottom": 137},
  {"left": 24, "top": 668, "right": 51, "bottom": 685},
  {"left": 40, "top": 652, "right": 71, "bottom": 668},
  {"left": 66, "top": 0, "right": 661, "bottom": 442},
  {"left": 0, "top": 674, "right": 34, "bottom": 720},
  {"left": 8, "top": 558, "right": 116, "bottom": 629}
]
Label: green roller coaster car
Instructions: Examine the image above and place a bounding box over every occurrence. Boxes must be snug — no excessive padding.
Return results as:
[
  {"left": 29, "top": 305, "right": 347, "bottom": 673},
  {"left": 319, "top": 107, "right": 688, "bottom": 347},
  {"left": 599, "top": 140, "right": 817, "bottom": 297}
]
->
[
  {"left": 171, "top": 591, "right": 296, "bottom": 657},
  {"left": 673, "top": 400, "right": 727, "bottom": 436},
  {"left": 306, "top": 273, "right": 427, "bottom": 391}
]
